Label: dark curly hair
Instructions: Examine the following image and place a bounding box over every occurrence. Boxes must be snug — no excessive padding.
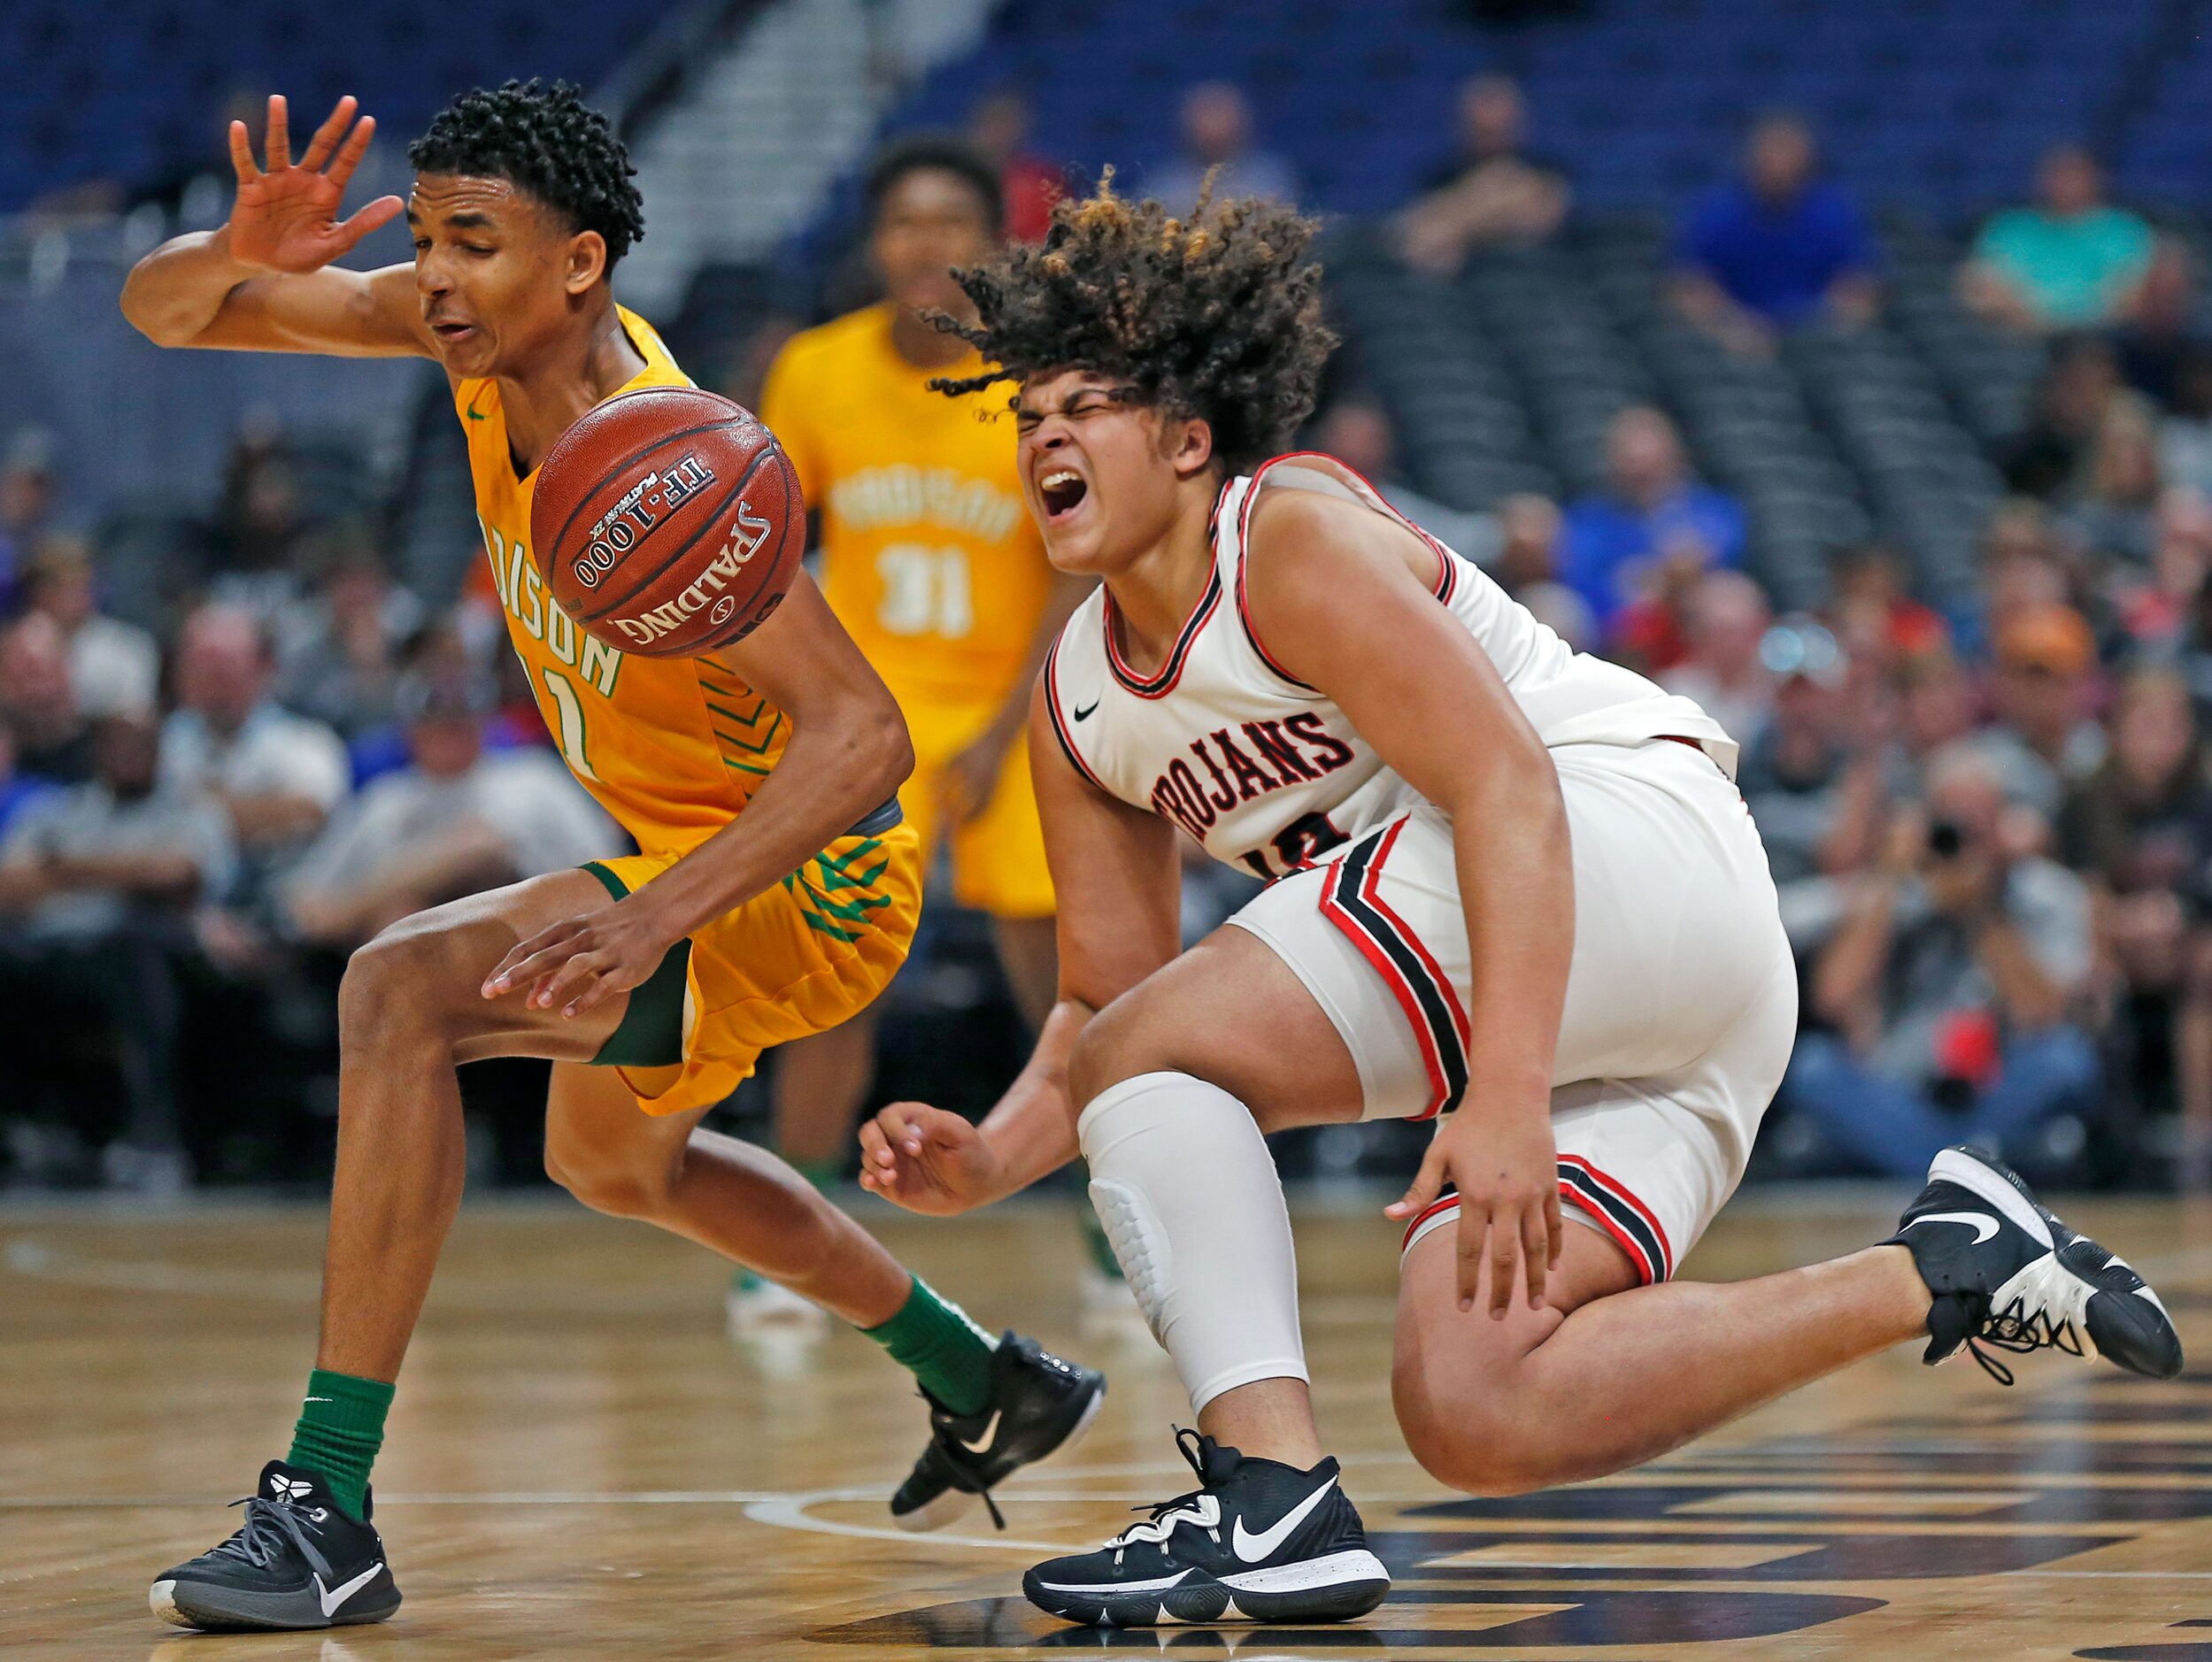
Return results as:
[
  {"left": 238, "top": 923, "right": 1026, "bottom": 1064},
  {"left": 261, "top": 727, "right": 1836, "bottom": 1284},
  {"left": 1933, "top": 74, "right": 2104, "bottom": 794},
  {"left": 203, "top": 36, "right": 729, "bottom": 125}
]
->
[
  {"left": 410, "top": 80, "right": 645, "bottom": 266},
  {"left": 928, "top": 173, "right": 1336, "bottom": 475}
]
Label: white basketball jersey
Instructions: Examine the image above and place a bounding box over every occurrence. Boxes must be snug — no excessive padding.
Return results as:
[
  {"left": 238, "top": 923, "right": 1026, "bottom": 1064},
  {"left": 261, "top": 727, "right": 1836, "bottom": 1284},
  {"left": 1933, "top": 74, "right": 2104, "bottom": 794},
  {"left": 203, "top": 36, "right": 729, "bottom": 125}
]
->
[{"left": 1042, "top": 453, "right": 1737, "bottom": 881}]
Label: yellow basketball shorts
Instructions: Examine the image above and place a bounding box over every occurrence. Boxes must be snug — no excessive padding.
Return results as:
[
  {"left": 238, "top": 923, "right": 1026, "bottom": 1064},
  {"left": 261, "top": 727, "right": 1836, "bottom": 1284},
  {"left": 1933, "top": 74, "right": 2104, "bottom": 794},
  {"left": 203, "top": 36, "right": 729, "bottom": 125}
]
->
[
  {"left": 898, "top": 691, "right": 1056, "bottom": 921},
  {"left": 583, "top": 817, "right": 921, "bottom": 1117}
]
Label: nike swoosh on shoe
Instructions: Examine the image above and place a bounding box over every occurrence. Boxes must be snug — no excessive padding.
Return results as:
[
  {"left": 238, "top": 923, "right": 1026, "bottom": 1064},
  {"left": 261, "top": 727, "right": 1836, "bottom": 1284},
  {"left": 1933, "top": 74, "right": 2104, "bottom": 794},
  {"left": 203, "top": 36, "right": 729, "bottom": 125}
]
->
[
  {"left": 1231, "top": 1477, "right": 1337, "bottom": 1564},
  {"left": 1900, "top": 1211, "right": 1999, "bottom": 1244},
  {"left": 315, "top": 1562, "right": 383, "bottom": 1617}
]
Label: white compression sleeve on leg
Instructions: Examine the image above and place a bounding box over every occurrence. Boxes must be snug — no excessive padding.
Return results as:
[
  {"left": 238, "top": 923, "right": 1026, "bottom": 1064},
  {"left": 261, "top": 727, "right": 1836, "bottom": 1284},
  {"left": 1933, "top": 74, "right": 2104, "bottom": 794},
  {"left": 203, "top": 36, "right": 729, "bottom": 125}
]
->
[{"left": 1078, "top": 1070, "right": 1306, "bottom": 1413}]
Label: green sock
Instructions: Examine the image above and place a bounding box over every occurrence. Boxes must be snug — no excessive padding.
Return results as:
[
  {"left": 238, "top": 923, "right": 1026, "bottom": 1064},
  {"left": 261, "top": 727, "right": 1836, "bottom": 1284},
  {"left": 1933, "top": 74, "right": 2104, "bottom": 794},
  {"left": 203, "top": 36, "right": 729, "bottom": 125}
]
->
[
  {"left": 863, "top": 1276, "right": 998, "bottom": 1415},
  {"left": 285, "top": 1369, "right": 394, "bottom": 1521}
]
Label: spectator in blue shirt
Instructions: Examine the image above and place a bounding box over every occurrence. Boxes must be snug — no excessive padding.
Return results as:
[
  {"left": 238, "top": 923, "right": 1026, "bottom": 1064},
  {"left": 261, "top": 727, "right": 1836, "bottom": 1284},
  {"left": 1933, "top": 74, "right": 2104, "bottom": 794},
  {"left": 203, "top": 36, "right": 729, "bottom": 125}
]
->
[
  {"left": 1671, "top": 112, "right": 1878, "bottom": 356},
  {"left": 1562, "top": 405, "right": 1747, "bottom": 630}
]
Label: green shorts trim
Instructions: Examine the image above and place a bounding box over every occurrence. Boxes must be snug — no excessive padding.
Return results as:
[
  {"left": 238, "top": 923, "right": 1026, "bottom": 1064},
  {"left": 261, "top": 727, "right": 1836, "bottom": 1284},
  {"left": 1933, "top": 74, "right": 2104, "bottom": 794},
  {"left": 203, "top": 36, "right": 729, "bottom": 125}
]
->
[{"left": 581, "top": 860, "right": 691, "bottom": 1069}]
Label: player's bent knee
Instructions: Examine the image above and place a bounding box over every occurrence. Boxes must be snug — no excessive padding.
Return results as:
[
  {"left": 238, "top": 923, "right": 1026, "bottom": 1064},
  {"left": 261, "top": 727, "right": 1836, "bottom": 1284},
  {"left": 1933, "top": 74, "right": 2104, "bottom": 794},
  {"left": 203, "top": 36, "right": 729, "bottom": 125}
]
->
[
  {"left": 1391, "top": 1332, "right": 1559, "bottom": 1497},
  {"left": 1066, "top": 996, "right": 1174, "bottom": 1111},
  {"left": 548, "top": 1149, "right": 676, "bottom": 1221},
  {"left": 1393, "top": 1372, "right": 1548, "bottom": 1497},
  {"left": 338, "top": 928, "right": 460, "bottom": 1043}
]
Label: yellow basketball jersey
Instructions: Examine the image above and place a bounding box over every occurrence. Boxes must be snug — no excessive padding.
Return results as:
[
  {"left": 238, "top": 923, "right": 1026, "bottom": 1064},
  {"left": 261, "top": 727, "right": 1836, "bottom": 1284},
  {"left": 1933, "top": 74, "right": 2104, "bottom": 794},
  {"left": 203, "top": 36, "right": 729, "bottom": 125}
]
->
[
  {"left": 458, "top": 307, "right": 791, "bottom": 859},
  {"left": 759, "top": 304, "right": 1049, "bottom": 707}
]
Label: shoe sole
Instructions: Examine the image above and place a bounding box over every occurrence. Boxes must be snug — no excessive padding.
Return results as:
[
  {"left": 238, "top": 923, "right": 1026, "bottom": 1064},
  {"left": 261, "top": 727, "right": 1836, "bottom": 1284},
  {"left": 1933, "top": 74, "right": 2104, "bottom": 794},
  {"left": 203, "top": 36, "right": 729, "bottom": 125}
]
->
[
  {"left": 150, "top": 1576, "right": 399, "bottom": 1632},
  {"left": 1025, "top": 1548, "right": 1392, "bottom": 1627},
  {"left": 892, "top": 1374, "right": 1108, "bottom": 1535},
  {"left": 1930, "top": 1145, "right": 2185, "bottom": 1381}
]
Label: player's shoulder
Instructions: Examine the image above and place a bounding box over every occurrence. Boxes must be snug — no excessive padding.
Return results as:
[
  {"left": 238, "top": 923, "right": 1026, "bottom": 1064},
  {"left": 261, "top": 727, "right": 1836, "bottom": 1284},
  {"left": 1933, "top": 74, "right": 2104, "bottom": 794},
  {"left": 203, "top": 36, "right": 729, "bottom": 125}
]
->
[{"left": 1245, "top": 472, "right": 1393, "bottom": 553}]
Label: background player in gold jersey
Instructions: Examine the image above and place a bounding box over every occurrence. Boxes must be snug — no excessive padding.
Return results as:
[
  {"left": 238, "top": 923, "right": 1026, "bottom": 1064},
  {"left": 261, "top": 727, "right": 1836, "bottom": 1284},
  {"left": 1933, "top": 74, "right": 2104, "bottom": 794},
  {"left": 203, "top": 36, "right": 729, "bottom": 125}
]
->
[
  {"left": 119, "top": 83, "right": 1101, "bottom": 1635},
  {"left": 755, "top": 142, "right": 1090, "bottom": 1232}
]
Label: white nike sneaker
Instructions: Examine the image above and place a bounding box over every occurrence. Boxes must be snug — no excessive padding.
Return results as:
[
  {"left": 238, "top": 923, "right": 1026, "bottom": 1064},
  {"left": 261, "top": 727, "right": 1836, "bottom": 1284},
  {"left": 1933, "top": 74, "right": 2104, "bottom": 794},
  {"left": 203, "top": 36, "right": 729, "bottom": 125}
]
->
[
  {"left": 1887, "top": 1144, "right": 2185, "bottom": 1384},
  {"left": 1023, "top": 1428, "right": 1391, "bottom": 1627},
  {"left": 724, "top": 1268, "right": 830, "bottom": 1343}
]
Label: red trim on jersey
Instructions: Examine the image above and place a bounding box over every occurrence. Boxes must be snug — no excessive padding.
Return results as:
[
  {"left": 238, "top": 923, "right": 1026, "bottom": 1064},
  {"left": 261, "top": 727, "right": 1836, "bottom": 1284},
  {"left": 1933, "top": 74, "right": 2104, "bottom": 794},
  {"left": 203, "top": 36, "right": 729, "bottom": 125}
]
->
[
  {"left": 1559, "top": 1153, "right": 1674, "bottom": 1280},
  {"left": 1232, "top": 451, "right": 1461, "bottom": 690},
  {"left": 1042, "top": 636, "right": 1111, "bottom": 792},
  {"left": 1561, "top": 1182, "right": 1657, "bottom": 1284},
  {"left": 1399, "top": 1191, "right": 1462, "bottom": 1253},
  {"left": 1398, "top": 1166, "right": 1669, "bottom": 1285},
  {"left": 1098, "top": 479, "right": 1229, "bottom": 699},
  {"left": 1318, "top": 818, "right": 1469, "bottom": 1120}
]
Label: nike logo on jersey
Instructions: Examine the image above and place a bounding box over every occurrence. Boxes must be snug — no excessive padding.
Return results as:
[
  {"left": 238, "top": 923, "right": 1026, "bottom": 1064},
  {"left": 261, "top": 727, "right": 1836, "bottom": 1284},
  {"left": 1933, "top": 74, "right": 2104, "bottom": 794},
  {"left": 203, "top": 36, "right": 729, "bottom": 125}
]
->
[
  {"left": 959, "top": 1411, "right": 1002, "bottom": 1453},
  {"left": 1903, "top": 1212, "right": 2000, "bottom": 1244},
  {"left": 1231, "top": 1476, "right": 1337, "bottom": 1564},
  {"left": 315, "top": 1562, "right": 383, "bottom": 1617},
  {"left": 1073, "top": 701, "right": 1098, "bottom": 721}
]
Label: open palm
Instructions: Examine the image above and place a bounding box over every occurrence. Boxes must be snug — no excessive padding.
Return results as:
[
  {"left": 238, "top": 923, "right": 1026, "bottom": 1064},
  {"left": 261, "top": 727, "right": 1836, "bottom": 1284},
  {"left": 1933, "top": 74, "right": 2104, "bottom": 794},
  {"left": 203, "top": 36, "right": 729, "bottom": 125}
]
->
[{"left": 227, "top": 95, "right": 403, "bottom": 274}]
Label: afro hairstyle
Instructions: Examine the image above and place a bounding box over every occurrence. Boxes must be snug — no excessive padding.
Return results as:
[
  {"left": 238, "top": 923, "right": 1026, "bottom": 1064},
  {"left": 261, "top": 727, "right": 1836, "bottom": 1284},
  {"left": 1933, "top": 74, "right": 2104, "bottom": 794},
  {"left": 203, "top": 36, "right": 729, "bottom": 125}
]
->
[{"left": 927, "top": 172, "right": 1336, "bottom": 475}]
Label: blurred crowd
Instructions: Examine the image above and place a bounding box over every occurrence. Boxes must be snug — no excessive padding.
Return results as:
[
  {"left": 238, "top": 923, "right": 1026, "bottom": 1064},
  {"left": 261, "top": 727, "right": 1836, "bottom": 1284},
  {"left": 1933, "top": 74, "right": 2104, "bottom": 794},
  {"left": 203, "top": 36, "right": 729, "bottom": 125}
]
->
[
  {"left": 7, "top": 73, "right": 2212, "bottom": 1196},
  {"left": 0, "top": 433, "right": 616, "bottom": 1193}
]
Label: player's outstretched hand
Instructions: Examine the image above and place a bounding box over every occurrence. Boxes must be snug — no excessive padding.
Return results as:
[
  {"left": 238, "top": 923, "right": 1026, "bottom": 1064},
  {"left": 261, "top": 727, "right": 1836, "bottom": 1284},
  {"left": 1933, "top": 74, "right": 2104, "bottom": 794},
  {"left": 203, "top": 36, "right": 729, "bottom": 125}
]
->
[
  {"left": 227, "top": 94, "right": 403, "bottom": 273},
  {"left": 1385, "top": 1105, "right": 1562, "bottom": 1320},
  {"left": 858, "top": 1103, "right": 1004, "bottom": 1216},
  {"left": 481, "top": 900, "right": 678, "bottom": 1020}
]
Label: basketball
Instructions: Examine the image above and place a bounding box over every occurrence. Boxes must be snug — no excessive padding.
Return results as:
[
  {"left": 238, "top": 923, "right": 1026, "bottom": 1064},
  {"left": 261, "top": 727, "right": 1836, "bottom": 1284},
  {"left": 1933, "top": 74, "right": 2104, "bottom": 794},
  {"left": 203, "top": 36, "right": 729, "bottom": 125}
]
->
[{"left": 532, "top": 385, "right": 803, "bottom": 658}]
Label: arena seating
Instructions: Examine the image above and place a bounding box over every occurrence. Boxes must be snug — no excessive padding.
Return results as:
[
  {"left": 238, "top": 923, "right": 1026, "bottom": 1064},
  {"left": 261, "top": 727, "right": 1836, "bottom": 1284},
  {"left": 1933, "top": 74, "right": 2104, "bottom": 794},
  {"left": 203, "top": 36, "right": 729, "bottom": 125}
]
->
[{"left": 0, "top": 0, "right": 677, "bottom": 212}]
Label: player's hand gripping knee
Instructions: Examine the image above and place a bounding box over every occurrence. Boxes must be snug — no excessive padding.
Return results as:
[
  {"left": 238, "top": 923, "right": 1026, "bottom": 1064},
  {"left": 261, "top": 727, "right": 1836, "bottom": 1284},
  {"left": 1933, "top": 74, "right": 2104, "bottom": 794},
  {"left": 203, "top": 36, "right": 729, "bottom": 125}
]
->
[
  {"left": 482, "top": 901, "right": 680, "bottom": 1019},
  {"left": 226, "top": 94, "right": 403, "bottom": 273},
  {"left": 858, "top": 1103, "right": 1005, "bottom": 1216},
  {"left": 1387, "top": 1109, "right": 1563, "bottom": 1319}
]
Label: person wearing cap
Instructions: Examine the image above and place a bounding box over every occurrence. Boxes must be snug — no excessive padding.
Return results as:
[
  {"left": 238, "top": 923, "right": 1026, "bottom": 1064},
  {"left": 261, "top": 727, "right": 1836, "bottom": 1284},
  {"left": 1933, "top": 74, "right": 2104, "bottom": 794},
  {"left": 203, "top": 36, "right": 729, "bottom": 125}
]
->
[
  {"left": 282, "top": 666, "right": 617, "bottom": 949},
  {"left": 1736, "top": 617, "right": 1869, "bottom": 953},
  {"left": 1967, "top": 602, "right": 2108, "bottom": 819}
]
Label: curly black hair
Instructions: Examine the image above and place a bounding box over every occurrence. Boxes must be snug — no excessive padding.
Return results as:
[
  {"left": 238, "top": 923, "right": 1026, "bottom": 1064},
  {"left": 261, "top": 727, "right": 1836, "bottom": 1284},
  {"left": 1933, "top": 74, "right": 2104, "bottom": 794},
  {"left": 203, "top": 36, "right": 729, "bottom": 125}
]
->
[
  {"left": 410, "top": 80, "right": 644, "bottom": 266},
  {"left": 927, "top": 173, "right": 1336, "bottom": 475}
]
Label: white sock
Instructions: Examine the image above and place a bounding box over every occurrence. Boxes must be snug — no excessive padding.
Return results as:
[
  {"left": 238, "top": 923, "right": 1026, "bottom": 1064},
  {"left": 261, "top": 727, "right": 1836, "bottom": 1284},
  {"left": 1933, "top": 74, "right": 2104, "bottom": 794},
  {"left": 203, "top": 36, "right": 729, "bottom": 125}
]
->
[{"left": 1078, "top": 1070, "right": 1307, "bottom": 1412}]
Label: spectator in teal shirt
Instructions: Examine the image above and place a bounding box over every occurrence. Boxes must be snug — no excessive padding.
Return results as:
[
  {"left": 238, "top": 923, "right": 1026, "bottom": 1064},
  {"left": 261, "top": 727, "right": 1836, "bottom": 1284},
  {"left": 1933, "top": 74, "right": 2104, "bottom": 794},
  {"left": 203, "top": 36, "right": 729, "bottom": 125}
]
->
[{"left": 1963, "top": 146, "right": 2154, "bottom": 332}]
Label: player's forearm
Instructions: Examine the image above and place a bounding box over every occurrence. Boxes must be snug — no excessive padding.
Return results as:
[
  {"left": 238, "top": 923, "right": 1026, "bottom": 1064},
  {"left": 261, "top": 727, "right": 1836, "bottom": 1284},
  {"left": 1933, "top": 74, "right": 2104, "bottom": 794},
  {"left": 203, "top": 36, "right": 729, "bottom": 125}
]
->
[
  {"left": 972, "top": 999, "right": 1091, "bottom": 1200},
  {"left": 634, "top": 701, "right": 913, "bottom": 944},
  {"left": 1447, "top": 758, "right": 1573, "bottom": 1115},
  {"left": 121, "top": 227, "right": 257, "bottom": 346}
]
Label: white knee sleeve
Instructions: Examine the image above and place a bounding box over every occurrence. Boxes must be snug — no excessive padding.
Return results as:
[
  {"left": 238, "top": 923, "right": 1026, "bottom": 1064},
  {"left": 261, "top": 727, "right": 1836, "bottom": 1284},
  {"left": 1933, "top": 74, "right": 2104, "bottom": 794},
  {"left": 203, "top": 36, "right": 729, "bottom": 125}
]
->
[{"left": 1079, "top": 1070, "right": 1306, "bottom": 1413}]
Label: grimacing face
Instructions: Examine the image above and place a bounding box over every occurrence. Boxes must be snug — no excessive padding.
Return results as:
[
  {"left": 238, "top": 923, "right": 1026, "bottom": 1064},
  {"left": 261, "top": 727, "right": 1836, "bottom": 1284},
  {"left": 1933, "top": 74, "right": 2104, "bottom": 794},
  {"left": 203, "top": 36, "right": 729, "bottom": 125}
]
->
[
  {"left": 407, "top": 173, "right": 605, "bottom": 380},
  {"left": 1014, "top": 370, "right": 1214, "bottom": 574}
]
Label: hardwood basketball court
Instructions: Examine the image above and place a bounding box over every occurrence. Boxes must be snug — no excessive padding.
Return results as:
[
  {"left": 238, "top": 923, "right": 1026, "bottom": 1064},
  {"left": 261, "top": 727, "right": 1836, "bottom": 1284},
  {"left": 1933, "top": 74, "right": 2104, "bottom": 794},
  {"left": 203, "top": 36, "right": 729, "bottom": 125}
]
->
[{"left": 4, "top": 1189, "right": 2209, "bottom": 1658}]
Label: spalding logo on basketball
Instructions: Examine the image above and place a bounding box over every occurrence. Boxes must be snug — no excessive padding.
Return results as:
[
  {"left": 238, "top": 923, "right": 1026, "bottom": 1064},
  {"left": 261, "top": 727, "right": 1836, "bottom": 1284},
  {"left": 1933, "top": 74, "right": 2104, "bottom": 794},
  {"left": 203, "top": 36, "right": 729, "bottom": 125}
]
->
[{"left": 532, "top": 386, "right": 805, "bottom": 659}]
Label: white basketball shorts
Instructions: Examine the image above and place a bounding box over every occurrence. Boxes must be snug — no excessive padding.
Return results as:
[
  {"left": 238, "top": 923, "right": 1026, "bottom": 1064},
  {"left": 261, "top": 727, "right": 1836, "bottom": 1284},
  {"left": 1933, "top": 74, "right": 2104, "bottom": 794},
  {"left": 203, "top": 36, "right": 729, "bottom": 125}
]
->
[{"left": 1228, "top": 737, "right": 1798, "bottom": 1284}]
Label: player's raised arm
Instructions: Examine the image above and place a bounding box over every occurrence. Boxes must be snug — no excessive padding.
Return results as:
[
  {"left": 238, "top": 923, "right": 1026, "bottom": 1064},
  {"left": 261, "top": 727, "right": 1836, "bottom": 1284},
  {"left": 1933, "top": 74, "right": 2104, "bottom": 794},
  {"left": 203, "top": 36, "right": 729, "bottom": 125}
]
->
[
  {"left": 120, "top": 95, "right": 427, "bottom": 358},
  {"left": 859, "top": 674, "right": 1182, "bottom": 1214}
]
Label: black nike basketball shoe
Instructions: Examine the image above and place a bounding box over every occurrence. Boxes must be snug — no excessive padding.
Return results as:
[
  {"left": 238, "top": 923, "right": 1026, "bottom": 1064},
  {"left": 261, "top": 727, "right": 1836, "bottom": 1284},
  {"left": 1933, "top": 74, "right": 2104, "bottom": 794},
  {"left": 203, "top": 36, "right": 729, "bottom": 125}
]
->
[
  {"left": 1022, "top": 1428, "right": 1391, "bottom": 1627},
  {"left": 890, "top": 1331, "right": 1106, "bottom": 1532},
  {"left": 1888, "top": 1144, "right": 2184, "bottom": 1385},
  {"left": 150, "top": 1460, "right": 399, "bottom": 1632}
]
